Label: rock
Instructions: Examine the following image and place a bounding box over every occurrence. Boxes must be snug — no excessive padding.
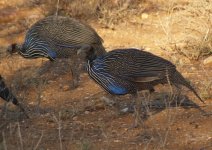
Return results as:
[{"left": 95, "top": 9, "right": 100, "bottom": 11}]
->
[
  {"left": 73, "top": 116, "right": 78, "bottom": 121},
  {"left": 191, "top": 67, "right": 196, "bottom": 71},
  {"left": 141, "top": 13, "right": 148, "bottom": 19},
  {"left": 203, "top": 56, "right": 212, "bottom": 65},
  {"left": 121, "top": 107, "right": 129, "bottom": 113},
  {"left": 84, "top": 111, "right": 90, "bottom": 115},
  {"left": 62, "top": 85, "right": 70, "bottom": 91}
]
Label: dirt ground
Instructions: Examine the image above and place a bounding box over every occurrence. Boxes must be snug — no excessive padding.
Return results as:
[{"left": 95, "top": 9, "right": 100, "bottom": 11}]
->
[{"left": 0, "top": 0, "right": 211, "bottom": 150}]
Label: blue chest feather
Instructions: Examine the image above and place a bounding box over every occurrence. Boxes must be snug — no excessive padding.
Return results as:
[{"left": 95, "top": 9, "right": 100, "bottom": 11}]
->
[
  {"left": 108, "top": 85, "right": 128, "bottom": 95},
  {"left": 91, "top": 58, "right": 128, "bottom": 95},
  {"left": 93, "top": 57, "right": 105, "bottom": 69}
]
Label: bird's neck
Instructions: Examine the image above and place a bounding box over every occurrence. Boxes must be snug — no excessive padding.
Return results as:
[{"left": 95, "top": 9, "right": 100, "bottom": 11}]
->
[{"left": 87, "top": 53, "right": 97, "bottom": 62}]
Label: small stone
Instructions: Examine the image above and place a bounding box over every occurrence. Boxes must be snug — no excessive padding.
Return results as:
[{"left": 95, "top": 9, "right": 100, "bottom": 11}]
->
[
  {"left": 203, "top": 56, "right": 212, "bottom": 65},
  {"left": 121, "top": 107, "right": 129, "bottom": 113},
  {"left": 179, "top": 59, "right": 184, "bottom": 65},
  {"left": 84, "top": 97, "right": 89, "bottom": 100},
  {"left": 84, "top": 111, "right": 90, "bottom": 114},
  {"left": 73, "top": 116, "right": 78, "bottom": 121},
  {"left": 29, "top": 102, "right": 35, "bottom": 105},
  {"left": 62, "top": 85, "right": 70, "bottom": 91},
  {"left": 114, "top": 140, "right": 121, "bottom": 143},
  {"left": 176, "top": 127, "right": 181, "bottom": 131},
  {"left": 195, "top": 124, "right": 199, "bottom": 128},
  {"left": 141, "top": 13, "right": 148, "bottom": 19},
  {"left": 145, "top": 47, "right": 151, "bottom": 51},
  {"left": 191, "top": 67, "right": 196, "bottom": 70},
  {"left": 98, "top": 118, "right": 103, "bottom": 121}
]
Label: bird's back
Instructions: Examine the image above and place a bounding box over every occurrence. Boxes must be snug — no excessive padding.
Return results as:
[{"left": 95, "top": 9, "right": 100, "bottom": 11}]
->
[
  {"left": 91, "top": 48, "right": 176, "bottom": 81},
  {"left": 24, "top": 16, "right": 106, "bottom": 58},
  {"left": 88, "top": 48, "right": 176, "bottom": 95},
  {"left": 32, "top": 16, "right": 103, "bottom": 45}
]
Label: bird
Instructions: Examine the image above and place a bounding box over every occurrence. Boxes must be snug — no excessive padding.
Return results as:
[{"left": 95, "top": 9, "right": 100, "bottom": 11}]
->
[
  {"left": 0, "top": 75, "right": 28, "bottom": 117},
  {"left": 7, "top": 15, "right": 106, "bottom": 89},
  {"left": 77, "top": 47, "right": 204, "bottom": 126}
]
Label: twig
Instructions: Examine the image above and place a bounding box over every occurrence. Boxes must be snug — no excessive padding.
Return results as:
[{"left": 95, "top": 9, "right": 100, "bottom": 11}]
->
[
  {"left": 53, "top": 112, "right": 63, "bottom": 150},
  {"left": 165, "top": 67, "right": 173, "bottom": 94},
  {"left": 2, "top": 131, "right": 7, "bottom": 150},
  {"left": 55, "top": 0, "right": 60, "bottom": 16},
  {"left": 33, "top": 131, "right": 44, "bottom": 150},
  {"left": 17, "top": 122, "right": 23, "bottom": 150}
]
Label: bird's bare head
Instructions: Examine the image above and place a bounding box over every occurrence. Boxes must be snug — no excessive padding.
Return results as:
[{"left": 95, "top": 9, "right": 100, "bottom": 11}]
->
[
  {"left": 7, "top": 43, "right": 22, "bottom": 54},
  {"left": 76, "top": 44, "right": 96, "bottom": 61}
]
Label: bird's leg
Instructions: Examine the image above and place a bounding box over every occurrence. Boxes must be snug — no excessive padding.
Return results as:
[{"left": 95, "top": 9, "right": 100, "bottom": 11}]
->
[
  {"left": 69, "top": 58, "right": 81, "bottom": 89},
  {"left": 132, "top": 93, "right": 144, "bottom": 128},
  {"left": 70, "top": 65, "right": 79, "bottom": 89},
  {"left": 141, "top": 90, "right": 152, "bottom": 118},
  {"left": 172, "top": 84, "right": 184, "bottom": 105},
  {"left": 38, "top": 60, "right": 54, "bottom": 75}
]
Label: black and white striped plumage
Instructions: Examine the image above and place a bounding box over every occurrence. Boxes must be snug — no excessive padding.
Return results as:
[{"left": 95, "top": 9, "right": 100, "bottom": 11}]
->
[
  {"left": 8, "top": 16, "right": 106, "bottom": 88},
  {"left": 15, "top": 15, "right": 106, "bottom": 60},
  {"left": 87, "top": 48, "right": 204, "bottom": 103}
]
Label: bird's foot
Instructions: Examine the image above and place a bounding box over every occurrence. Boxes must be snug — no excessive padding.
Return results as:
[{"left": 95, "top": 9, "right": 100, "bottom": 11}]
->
[{"left": 70, "top": 79, "right": 79, "bottom": 90}]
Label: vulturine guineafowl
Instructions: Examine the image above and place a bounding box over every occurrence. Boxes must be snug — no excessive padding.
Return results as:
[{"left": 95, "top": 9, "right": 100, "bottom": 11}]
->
[
  {"left": 8, "top": 15, "right": 106, "bottom": 89},
  {"left": 0, "top": 75, "right": 28, "bottom": 117},
  {"left": 77, "top": 47, "right": 204, "bottom": 126}
]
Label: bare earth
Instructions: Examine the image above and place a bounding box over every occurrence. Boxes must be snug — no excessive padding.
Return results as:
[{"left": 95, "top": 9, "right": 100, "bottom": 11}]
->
[{"left": 0, "top": 1, "right": 211, "bottom": 150}]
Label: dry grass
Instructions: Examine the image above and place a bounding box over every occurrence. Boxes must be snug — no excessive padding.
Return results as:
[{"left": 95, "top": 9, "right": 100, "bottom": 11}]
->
[
  {"left": 48, "top": 0, "right": 150, "bottom": 28},
  {"left": 170, "top": 0, "right": 212, "bottom": 60},
  {"left": 153, "top": 0, "right": 212, "bottom": 99}
]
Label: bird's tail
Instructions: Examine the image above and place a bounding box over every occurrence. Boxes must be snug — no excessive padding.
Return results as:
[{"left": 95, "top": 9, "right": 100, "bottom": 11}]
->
[{"left": 171, "top": 71, "right": 205, "bottom": 104}]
